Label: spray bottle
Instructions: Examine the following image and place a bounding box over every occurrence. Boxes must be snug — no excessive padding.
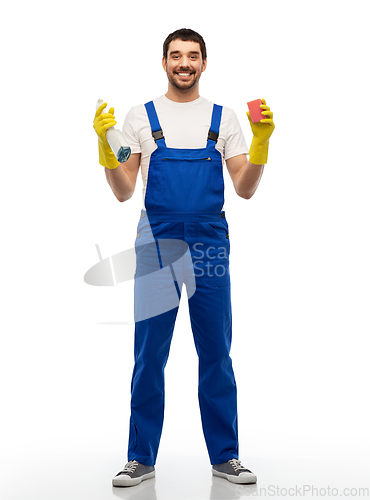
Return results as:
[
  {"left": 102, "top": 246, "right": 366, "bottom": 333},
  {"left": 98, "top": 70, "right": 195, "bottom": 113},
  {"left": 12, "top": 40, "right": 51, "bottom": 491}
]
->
[{"left": 96, "top": 99, "right": 131, "bottom": 163}]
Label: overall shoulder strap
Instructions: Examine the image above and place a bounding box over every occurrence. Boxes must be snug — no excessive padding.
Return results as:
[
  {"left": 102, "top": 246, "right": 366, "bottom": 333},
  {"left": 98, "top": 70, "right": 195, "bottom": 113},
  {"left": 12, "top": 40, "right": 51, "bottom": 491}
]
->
[
  {"left": 144, "top": 101, "right": 167, "bottom": 147},
  {"left": 207, "top": 104, "right": 223, "bottom": 147}
]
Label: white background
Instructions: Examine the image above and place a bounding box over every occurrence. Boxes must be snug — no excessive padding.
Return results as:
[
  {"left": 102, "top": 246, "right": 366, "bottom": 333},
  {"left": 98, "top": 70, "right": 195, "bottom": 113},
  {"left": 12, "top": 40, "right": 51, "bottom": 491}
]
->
[{"left": 1, "top": 0, "right": 369, "bottom": 499}]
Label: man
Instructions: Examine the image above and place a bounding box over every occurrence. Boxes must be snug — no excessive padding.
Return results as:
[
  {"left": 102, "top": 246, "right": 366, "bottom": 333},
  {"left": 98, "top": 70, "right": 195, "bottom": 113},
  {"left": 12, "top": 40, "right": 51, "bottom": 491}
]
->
[{"left": 93, "top": 28, "right": 275, "bottom": 487}]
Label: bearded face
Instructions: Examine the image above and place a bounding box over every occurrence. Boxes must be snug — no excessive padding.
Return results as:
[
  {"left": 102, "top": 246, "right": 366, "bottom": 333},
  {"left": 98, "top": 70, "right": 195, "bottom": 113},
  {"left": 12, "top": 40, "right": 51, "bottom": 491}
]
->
[{"left": 163, "top": 39, "right": 207, "bottom": 93}]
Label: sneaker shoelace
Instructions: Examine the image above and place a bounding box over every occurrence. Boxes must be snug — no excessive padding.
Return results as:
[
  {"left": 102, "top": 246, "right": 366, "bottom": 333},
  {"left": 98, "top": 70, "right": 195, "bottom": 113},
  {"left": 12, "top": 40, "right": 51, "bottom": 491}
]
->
[
  {"left": 120, "top": 460, "right": 139, "bottom": 474},
  {"left": 229, "top": 459, "right": 252, "bottom": 473}
]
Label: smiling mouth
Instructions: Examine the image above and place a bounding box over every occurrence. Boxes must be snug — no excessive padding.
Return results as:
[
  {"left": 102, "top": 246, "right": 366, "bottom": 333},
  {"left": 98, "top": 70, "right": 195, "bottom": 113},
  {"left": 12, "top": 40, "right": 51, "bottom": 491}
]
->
[{"left": 175, "top": 72, "right": 194, "bottom": 77}]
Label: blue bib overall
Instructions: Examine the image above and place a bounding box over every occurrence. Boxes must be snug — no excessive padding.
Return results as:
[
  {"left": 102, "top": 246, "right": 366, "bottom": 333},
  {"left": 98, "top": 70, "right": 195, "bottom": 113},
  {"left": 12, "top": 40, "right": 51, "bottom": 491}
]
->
[{"left": 128, "top": 101, "right": 239, "bottom": 466}]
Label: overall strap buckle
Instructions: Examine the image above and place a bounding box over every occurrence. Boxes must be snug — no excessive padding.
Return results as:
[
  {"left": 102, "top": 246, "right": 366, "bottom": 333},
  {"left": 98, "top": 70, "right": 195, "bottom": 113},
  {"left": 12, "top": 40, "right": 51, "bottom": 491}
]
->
[
  {"left": 207, "top": 130, "right": 219, "bottom": 142},
  {"left": 152, "top": 129, "right": 164, "bottom": 143},
  {"left": 207, "top": 104, "right": 223, "bottom": 146},
  {"left": 144, "top": 101, "right": 167, "bottom": 147}
]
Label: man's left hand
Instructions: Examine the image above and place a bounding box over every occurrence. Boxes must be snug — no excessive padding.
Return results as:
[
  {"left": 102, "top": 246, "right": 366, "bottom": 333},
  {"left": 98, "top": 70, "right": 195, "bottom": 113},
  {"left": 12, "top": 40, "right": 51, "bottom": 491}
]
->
[
  {"left": 246, "top": 98, "right": 275, "bottom": 165},
  {"left": 246, "top": 98, "right": 275, "bottom": 144}
]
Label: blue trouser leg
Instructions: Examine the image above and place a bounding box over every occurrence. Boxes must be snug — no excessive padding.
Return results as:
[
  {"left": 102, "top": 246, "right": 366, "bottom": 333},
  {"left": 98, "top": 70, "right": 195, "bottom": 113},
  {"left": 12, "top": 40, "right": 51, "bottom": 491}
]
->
[
  {"left": 128, "top": 216, "right": 181, "bottom": 465},
  {"left": 128, "top": 306, "right": 179, "bottom": 466},
  {"left": 188, "top": 280, "right": 239, "bottom": 465},
  {"left": 185, "top": 220, "right": 238, "bottom": 464}
]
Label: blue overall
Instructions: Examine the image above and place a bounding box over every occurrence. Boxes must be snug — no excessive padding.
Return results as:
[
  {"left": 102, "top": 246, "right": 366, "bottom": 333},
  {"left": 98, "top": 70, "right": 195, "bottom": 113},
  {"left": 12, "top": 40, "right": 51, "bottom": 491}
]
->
[{"left": 127, "top": 101, "right": 239, "bottom": 466}]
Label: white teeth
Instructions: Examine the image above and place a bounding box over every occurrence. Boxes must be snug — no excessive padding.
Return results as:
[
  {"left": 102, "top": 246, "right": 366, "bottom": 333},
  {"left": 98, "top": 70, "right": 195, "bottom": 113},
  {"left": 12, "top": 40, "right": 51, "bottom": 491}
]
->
[{"left": 178, "top": 73, "right": 191, "bottom": 76}]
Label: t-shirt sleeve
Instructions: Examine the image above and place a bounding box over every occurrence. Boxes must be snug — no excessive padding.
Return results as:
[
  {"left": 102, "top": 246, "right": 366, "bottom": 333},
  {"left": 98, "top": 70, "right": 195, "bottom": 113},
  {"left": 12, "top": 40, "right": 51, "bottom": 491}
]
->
[
  {"left": 224, "top": 109, "right": 249, "bottom": 161},
  {"left": 121, "top": 107, "right": 142, "bottom": 154}
]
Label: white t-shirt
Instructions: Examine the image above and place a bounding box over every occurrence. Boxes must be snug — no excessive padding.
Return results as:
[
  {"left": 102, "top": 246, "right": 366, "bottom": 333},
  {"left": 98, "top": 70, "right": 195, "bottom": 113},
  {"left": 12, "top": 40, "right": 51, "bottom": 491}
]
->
[{"left": 121, "top": 95, "right": 249, "bottom": 206}]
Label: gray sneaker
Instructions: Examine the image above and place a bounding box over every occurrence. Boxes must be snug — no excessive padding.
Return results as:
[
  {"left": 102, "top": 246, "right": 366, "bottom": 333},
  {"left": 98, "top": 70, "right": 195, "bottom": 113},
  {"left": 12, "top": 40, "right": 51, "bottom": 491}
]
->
[
  {"left": 212, "top": 459, "right": 257, "bottom": 484},
  {"left": 112, "top": 460, "right": 155, "bottom": 487}
]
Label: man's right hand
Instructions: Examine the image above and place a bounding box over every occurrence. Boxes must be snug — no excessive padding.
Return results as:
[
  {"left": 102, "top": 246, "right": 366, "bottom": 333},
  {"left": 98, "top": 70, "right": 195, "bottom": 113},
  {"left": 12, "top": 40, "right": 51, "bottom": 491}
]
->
[
  {"left": 94, "top": 102, "right": 116, "bottom": 144},
  {"left": 93, "top": 102, "right": 120, "bottom": 169}
]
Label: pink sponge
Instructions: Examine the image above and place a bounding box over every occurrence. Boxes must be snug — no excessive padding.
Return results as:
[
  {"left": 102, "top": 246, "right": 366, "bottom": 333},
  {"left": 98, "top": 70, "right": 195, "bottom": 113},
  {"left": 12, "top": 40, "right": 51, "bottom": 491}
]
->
[{"left": 247, "top": 99, "right": 264, "bottom": 123}]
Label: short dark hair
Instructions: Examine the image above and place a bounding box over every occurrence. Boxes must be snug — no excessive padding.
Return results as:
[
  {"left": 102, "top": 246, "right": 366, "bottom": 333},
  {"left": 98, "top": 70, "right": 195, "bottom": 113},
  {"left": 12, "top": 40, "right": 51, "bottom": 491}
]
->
[{"left": 163, "top": 28, "right": 207, "bottom": 61}]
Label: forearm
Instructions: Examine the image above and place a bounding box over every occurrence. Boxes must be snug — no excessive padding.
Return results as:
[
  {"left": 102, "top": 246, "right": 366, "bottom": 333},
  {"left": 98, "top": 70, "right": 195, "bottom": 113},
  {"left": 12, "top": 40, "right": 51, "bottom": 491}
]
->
[
  {"left": 235, "top": 160, "right": 264, "bottom": 199},
  {"left": 105, "top": 164, "right": 135, "bottom": 202}
]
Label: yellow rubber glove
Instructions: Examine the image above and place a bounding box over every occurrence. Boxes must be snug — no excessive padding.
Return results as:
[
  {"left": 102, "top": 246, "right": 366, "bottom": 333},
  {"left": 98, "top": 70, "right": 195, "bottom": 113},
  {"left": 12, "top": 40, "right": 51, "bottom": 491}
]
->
[
  {"left": 246, "top": 98, "right": 275, "bottom": 165},
  {"left": 93, "top": 102, "right": 120, "bottom": 170}
]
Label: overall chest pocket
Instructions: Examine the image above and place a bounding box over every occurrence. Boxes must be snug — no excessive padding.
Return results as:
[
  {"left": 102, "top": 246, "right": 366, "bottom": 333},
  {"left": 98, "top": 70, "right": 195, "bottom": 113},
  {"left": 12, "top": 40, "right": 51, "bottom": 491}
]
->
[{"left": 162, "top": 157, "right": 212, "bottom": 162}]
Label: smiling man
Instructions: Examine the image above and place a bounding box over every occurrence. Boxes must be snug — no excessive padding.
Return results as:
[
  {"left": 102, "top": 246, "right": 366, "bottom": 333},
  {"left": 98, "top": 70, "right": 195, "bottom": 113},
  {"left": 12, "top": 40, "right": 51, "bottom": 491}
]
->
[{"left": 93, "top": 28, "right": 275, "bottom": 488}]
